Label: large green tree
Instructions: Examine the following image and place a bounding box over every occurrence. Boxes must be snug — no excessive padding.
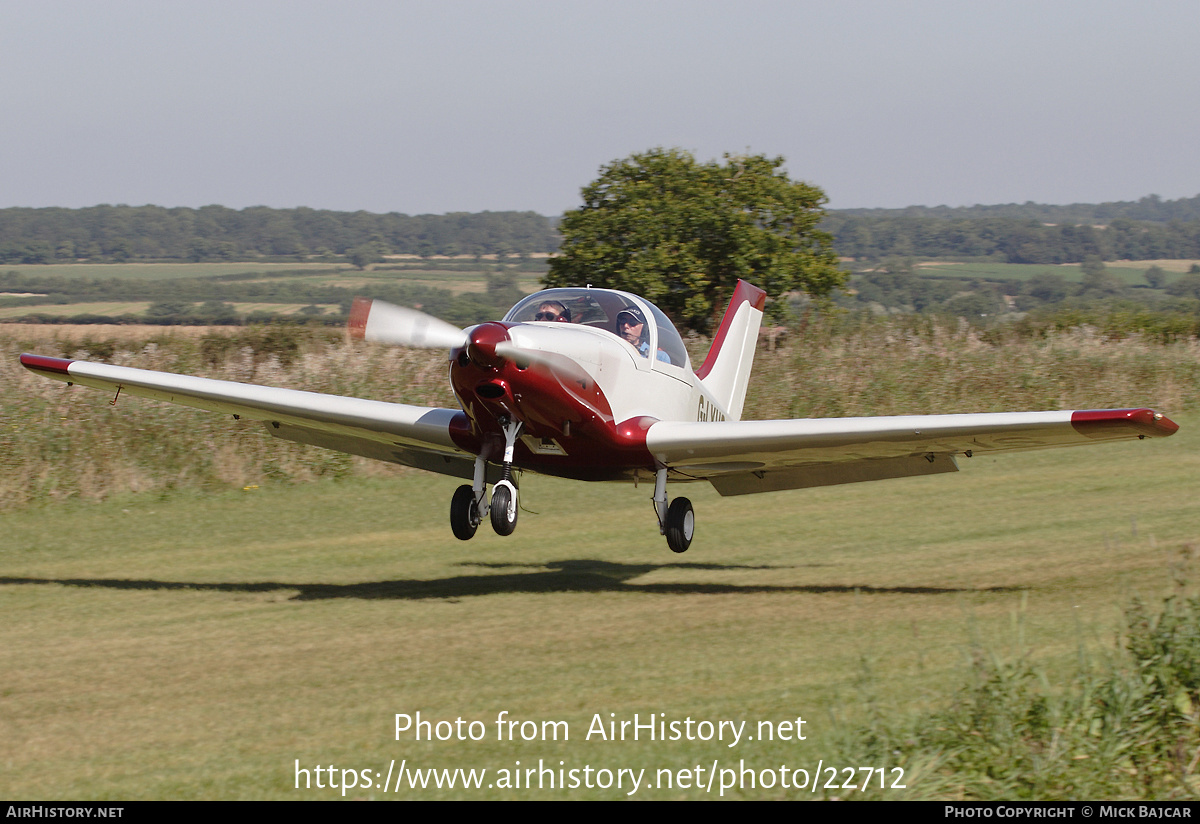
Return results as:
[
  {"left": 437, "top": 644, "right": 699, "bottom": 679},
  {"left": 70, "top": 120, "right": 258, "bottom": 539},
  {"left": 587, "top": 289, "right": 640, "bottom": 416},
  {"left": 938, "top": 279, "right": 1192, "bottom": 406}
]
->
[{"left": 544, "top": 148, "right": 843, "bottom": 330}]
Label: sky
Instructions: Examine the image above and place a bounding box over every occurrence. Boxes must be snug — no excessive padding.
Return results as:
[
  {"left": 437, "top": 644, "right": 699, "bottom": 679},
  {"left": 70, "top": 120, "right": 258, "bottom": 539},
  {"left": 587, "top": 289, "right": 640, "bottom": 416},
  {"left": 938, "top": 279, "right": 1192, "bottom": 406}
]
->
[{"left": 2, "top": 0, "right": 1198, "bottom": 215}]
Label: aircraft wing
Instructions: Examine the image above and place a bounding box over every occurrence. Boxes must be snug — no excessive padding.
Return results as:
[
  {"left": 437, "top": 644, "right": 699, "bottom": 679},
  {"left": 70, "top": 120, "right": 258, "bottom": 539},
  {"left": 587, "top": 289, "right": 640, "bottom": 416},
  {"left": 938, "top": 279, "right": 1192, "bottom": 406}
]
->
[
  {"left": 19, "top": 354, "right": 479, "bottom": 480},
  {"left": 645, "top": 409, "right": 1179, "bottom": 496}
]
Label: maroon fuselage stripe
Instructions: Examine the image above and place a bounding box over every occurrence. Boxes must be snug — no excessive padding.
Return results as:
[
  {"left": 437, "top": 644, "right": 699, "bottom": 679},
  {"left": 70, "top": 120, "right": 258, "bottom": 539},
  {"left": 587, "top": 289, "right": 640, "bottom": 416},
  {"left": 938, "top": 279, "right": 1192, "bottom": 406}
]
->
[
  {"left": 1070, "top": 408, "right": 1179, "bottom": 439},
  {"left": 20, "top": 353, "right": 74, "bottom": 376}
]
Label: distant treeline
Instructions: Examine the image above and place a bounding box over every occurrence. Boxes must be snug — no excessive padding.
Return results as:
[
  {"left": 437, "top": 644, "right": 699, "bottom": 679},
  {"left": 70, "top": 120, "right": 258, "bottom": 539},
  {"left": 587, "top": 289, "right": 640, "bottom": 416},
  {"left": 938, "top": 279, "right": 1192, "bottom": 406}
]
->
[
  {"left": 825, "top": 193, "right": 1200, "bottom": 263},
  {"left": 0, "top": 205, "right": 559, "bottom": 263},
  {"left": 833, "top": 193, "right": 1200, "bottom": 224},
  {"left": 825, "top": 214, "right": 1200, "bottom": 264},
  {"left": 2, "top": 195, "right": 1200, "bottom": 266}
]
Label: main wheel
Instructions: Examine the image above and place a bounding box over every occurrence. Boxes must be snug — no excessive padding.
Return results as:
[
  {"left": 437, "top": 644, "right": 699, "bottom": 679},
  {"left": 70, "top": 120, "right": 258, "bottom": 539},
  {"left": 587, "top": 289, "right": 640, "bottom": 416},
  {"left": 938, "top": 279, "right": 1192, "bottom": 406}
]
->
[
  {"left": 450, "top": 484, "right": 480, "bottom": 541},
  {"left": 664, "top": 497, "right": 694, "bottom": 553},
  {"left": 490, "top": 482, "right": 518, "bottom": 536}
]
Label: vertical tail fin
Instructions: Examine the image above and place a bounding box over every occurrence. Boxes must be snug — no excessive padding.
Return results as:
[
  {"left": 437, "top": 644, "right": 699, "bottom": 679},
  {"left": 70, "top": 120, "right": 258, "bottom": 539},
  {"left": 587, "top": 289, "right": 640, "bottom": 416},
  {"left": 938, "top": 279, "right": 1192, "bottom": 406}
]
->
[{"left": 694, "top": 280, "right": 767, "bottom": 421}]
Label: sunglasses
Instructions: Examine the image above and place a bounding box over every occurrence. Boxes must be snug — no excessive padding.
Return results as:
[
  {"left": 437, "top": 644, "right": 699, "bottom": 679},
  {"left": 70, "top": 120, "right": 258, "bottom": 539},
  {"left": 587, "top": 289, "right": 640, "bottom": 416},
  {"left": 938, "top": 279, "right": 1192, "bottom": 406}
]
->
[{"left": 534, "top": 311, "right": 561, "bottom": 321}]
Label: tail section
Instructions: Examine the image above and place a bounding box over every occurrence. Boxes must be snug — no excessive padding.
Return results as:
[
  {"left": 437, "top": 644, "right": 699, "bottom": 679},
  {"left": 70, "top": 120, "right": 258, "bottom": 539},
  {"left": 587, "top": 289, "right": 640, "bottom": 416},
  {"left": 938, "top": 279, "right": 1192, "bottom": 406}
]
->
[{"left": 694, "top": 280, "right": 767, "bottom": 421}]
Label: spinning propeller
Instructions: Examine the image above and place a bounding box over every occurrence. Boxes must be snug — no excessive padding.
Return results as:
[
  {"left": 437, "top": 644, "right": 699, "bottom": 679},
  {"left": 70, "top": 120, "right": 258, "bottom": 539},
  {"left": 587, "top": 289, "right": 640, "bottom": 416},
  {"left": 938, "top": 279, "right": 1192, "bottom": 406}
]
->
[
  {"left": 347, "top": 297, "right": 565, "bottom": 372},
  {"left": 348, "top": 297, "right": 468, "bottom": 349}
]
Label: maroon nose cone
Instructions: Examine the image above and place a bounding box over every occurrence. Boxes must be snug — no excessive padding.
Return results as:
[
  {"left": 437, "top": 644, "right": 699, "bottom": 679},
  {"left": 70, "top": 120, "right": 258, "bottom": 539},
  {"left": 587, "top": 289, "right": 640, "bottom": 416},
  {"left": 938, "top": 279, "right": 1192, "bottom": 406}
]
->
[{"left": 466, "top": 322, "right": 511, "bottom": 368}]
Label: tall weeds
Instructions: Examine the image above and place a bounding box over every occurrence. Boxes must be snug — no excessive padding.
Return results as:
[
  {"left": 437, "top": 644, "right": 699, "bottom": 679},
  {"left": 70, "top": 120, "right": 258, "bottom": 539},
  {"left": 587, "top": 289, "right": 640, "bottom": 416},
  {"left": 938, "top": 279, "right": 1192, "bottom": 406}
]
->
[
  {"left": 1, "top": 326, "right": 457, "bottom": 508},
  {"left": 824, "top": 559, "right": 1200, "bottom": 799},
  {"left": 743, "top": 314, "right": 1200, "bottom": 420}
]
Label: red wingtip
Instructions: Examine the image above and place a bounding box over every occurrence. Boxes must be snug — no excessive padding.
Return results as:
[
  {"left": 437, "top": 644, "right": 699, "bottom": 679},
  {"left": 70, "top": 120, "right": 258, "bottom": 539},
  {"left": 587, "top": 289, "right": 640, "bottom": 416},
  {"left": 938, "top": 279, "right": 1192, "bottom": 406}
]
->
[
  {"left": 1071, "top": 408, "right": 1180, "bottom": 439},
  {"left": 20, "top": 353, "right": 74, "bottom": 375},
  {"left": 348, "top": 297, "right": 372, "bottom": 339}
]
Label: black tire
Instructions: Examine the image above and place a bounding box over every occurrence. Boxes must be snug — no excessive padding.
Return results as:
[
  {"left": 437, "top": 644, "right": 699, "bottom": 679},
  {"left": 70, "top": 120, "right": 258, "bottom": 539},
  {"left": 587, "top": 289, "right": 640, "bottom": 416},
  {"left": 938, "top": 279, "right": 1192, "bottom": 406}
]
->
[
  {"left": 665, "top": 497, "right": 694, "bottom": 553},
  {"left": 450, "top": 484, "right": 479, "bottom": 541},
  {"left": 490, "top": 483, "right": 518, "bottom": 536}
]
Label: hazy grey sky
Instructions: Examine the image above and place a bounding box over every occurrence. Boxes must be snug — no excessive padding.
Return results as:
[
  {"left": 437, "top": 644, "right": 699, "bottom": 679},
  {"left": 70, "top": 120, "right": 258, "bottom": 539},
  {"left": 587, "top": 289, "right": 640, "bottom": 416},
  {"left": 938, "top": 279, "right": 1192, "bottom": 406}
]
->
[{"left": 3, "top": 0, "right": 1197, "bottom": 214}]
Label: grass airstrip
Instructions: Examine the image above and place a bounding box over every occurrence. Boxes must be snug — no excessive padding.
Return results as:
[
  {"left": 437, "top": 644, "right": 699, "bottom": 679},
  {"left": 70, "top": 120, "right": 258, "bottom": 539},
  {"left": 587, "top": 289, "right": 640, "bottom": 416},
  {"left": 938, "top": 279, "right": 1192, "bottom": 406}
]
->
[
  {"left": 0, "top": 302, "right": 343, "bottom": 319},
  {"left": 1, "top": 418, "right": 1194, "bottom": 799},
  {"left": 915, "top": 260, "right": 1170, "bottom": 285}
]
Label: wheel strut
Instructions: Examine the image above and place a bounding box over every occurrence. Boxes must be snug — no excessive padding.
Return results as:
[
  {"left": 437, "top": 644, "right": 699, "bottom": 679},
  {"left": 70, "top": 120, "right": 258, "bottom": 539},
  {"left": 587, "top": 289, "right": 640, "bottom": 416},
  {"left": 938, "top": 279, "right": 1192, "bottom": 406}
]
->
[
  {"left": 490, "top": 417, "right": 523, "bottom": 536},
  {"left": 653, "top": 467, "right": 669, "bottom": 534}
]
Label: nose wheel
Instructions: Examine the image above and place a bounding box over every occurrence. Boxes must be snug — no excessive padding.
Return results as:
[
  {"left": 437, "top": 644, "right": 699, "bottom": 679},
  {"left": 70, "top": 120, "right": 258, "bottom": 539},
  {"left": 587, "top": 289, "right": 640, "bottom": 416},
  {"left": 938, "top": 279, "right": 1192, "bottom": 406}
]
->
[
  {"left": 450, "top": 419, "right": 523, "bottom": 540},
  {"left": 490, "top": 480, "right": 518, "bottom": 535}
]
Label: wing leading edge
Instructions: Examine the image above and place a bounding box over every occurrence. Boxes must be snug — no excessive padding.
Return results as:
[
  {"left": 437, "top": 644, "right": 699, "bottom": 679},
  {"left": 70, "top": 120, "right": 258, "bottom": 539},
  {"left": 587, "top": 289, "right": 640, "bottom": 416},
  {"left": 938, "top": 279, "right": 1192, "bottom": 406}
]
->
[
  {"left": 645, "top": 409, "right": 1178, "bottom": 496},
  {"left": 19, "top": 353, "right": 478, "bottom": 480}
]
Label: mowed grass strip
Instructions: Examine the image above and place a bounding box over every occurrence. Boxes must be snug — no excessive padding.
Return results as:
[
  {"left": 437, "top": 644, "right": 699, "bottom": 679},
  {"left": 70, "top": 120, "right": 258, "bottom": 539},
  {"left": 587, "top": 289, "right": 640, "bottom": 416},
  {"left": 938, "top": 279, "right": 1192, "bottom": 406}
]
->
[
  {"left": 1, "top": 420, "right": 1193, "bottom": 799},
  {"left": 915, "top": 260, "right": 1185, "bottom": 285},
  {"left": 0, "top": 262, "right": 349, "bottom": 280},
  {"left": 0, "top": 302, "right": 341, "bottom": 319},
  {"left": 0, "top": 302, "right": 153, "bottom": 318}
]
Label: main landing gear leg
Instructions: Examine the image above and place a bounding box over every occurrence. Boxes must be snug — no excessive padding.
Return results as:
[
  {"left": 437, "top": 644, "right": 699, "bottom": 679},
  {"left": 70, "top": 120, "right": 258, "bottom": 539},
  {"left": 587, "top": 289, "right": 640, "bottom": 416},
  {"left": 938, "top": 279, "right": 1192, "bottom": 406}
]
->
[
  {"left": 653, "top": 467, "right": 694, "bottom": 554},
  {"left": 490, "top": 416, "right": 522, "bottom": 537}
]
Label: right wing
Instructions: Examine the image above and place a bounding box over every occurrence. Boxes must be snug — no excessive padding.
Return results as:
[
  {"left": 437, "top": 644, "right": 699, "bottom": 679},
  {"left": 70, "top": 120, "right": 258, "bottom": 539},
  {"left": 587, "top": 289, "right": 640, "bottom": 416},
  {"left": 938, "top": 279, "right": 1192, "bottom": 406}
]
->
[
  {"left": 645, "top": 409, "right": 1179, "bottom": 495},
  {"left": 20, "top": 354, "right": 480, "bottom": 480}
]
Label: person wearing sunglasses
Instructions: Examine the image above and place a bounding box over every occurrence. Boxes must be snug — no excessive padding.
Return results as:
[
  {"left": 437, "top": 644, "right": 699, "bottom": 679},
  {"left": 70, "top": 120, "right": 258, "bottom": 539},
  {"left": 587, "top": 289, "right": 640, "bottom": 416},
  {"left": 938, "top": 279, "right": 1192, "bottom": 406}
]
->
[
  {"left": 616, "top": 306, "right": 670, "bottom": 363},
  {"left": 534, "top": 301, "right": 572, "bottom": 322}
]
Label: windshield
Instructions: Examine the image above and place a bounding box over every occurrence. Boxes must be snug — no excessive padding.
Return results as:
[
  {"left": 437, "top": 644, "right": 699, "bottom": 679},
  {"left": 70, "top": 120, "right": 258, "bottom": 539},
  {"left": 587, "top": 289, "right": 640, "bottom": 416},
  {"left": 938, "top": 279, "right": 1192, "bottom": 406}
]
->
[{"left": 505, "top": 288, "right": 689, "bottom": 368}]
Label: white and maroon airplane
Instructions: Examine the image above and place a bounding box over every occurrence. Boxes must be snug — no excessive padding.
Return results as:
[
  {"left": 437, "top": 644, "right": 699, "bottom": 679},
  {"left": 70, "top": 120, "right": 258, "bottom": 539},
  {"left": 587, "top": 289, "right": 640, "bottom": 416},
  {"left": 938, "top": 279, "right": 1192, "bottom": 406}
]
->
[{"left": 20, "top": 280, "right": 1179, "bottom": 553}]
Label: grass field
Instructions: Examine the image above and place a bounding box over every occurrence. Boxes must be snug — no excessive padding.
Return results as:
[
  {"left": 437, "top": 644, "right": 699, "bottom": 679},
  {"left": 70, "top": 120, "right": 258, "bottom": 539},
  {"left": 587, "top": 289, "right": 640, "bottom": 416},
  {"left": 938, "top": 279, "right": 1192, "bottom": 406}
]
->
[
  {"left": 915, "top": 261, "right": 1185, "bottom": 285},
  {"left": 307, "top": 268, "right": 545, "bottom": 294},
  {"left": 0, "top": 262, "right": 350, "bottom": 280},
  {"left": 0, "top": 301, "right": 154, "bottom": 319},
  {"left": 0, "top": 302, "right": 345, "bottom": 319},
  {"left": 1, "top": 413, "right": 1194, "bottom": 798},
  {"left": 3, "top": 312, "right": 1198, "bottom": 799},
  {"left": 0, "top": 260, "right": 545, "bottom": 321}
]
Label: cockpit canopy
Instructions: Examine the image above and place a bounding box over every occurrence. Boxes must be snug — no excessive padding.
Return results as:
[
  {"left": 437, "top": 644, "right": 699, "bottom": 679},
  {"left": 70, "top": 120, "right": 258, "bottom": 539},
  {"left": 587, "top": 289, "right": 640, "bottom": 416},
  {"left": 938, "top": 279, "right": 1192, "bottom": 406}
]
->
[{"left": 505, "top": 288, "right": 690, "bottom": 368}]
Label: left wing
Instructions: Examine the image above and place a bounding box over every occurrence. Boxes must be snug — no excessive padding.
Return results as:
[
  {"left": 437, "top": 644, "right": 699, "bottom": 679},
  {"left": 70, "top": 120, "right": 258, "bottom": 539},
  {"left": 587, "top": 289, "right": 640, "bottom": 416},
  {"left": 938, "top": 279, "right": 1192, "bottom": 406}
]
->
[
  {"left": 645, "top": 409, "right": 1178, "bottom": 496},
  {"left": 19, "top": 354, "right": 479, "bottom": 480}
]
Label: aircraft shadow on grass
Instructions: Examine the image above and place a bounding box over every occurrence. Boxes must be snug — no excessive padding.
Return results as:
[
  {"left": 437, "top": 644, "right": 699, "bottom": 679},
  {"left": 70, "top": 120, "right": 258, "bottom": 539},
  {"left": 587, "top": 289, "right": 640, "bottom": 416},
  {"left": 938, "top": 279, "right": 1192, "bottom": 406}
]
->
[{"left": 0, "top": 559, "right": 1024, "bottom": 601}]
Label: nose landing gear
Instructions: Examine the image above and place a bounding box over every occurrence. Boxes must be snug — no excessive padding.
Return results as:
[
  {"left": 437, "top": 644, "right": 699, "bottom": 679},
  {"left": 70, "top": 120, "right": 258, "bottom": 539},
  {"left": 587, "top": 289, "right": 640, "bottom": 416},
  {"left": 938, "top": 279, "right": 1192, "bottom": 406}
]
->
[{"left": 450, "top": 418, "right": 523, "bottom": 540}]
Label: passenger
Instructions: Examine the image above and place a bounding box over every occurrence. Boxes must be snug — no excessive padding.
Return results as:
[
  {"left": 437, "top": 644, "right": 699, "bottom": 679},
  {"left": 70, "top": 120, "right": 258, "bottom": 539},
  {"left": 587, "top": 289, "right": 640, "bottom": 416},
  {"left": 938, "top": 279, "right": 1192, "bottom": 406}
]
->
[
  {"left": 616, "top": 306, "right": 670, "bottom": 362},
  {"left": 534, "top": 301, "right": 571, "bottom": 322}
]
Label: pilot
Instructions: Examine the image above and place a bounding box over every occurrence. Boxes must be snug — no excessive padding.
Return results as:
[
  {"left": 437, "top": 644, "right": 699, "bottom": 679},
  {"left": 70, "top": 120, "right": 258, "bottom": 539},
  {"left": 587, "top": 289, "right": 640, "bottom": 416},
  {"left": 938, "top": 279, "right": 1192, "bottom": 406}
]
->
[
  {"left": 616, "top": 306, "right": 670, "bottom": 362},
  {"left": 535, "top": 301, "right": 571, "bottom": 322}
]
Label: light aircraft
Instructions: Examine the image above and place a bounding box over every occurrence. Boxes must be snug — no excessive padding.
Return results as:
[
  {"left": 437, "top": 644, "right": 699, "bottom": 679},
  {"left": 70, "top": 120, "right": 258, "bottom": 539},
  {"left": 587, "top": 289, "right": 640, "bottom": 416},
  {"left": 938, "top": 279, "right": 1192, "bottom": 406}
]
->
[{"left": 20, "top": 280, "right": 1179, "bottom": 553}]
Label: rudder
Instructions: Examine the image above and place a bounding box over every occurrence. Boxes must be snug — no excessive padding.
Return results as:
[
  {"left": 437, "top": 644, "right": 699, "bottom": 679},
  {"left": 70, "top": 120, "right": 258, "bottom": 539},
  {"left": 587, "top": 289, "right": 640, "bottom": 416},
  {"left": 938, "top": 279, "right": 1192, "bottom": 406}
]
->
[{"left": 694, "top": 280, "right": 767, "bottom": 421}]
